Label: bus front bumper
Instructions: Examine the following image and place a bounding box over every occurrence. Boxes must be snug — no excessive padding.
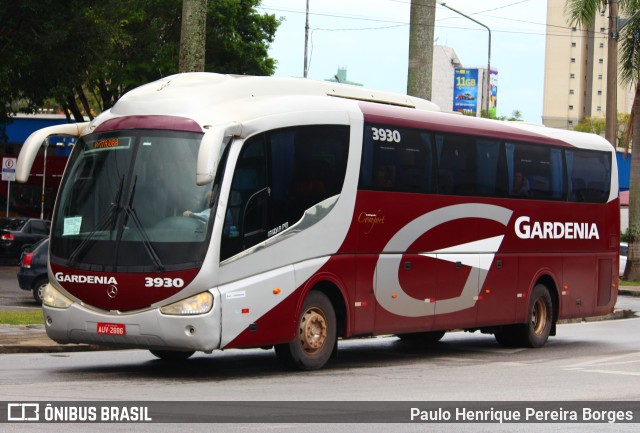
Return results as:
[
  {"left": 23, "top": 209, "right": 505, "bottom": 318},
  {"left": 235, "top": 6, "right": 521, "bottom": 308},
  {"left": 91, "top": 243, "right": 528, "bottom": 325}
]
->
[{"left": 42, "top": 298, "right": 222, "bottom": 353}]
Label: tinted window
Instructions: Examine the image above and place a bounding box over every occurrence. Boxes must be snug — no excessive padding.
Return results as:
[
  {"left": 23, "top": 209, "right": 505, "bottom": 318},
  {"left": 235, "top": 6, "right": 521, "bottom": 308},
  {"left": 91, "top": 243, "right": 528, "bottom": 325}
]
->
[
  {"left": 506, "top": 142, "right": 564, "bottom": 200},
  {"left": 28, "top": 220, "right": 49, "bottom": 235},
  {"left": 359, "top": 124, "right": 610, "bottom": 204},
  {"left": 566, "top": 149, "right": 611, "bottom": 203},
  {"left": 221, "top": 125, "right": 349, "bottom": 260},
  {"left": 360, "top": 124, "right": 435, "bottom": 193},
  {"left": 435, "top": 134, "right": 477, "bottom": 195}
]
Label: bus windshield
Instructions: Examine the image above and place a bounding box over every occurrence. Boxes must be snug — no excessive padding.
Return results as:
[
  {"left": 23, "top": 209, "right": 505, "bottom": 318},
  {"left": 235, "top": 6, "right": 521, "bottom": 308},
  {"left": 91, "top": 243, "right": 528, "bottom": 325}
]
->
[{"left": 50, "top": 129, "right": 214, "bottom": 272}]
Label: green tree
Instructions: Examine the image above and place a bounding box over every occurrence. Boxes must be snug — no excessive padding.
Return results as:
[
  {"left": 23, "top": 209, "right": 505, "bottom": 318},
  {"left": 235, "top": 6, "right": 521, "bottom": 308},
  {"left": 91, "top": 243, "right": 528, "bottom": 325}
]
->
[
  {"left": 566, "top": 0, "right": 640, "bottom": 279},
  {"left": 0, "top": 0, "right": 105, "bottom": 128},
  {"left": 494, "top": 110, "right": 523, "bottom": 121},
  {"left": 0, "top": 0, "right": 279, "bottom": 129},
  {"left": 573, "top": 116, "right": 606, "bottom": 135}
]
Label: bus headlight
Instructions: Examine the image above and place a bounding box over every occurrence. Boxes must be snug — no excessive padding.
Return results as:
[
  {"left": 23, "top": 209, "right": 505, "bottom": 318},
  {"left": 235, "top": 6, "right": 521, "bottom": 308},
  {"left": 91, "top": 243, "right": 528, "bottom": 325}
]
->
[
  {"left": 160, "top": 292, "right": 213, "bottom": 316},
  {"left": 43, "top": 283, "right": 74, "bottom": 309}
]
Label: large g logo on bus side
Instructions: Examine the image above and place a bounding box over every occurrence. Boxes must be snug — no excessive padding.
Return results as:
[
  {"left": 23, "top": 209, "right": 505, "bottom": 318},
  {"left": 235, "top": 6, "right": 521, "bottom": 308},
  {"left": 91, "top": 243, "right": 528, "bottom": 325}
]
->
[{"left": 374, "top": 203, "right": 513, "bottom": 317}]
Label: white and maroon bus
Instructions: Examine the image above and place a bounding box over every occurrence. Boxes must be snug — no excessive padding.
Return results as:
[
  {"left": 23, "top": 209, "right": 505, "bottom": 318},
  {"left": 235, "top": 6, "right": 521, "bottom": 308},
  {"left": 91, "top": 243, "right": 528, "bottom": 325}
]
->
[{"left": 16, "top": 73, "right": 619, "bottom": 370}]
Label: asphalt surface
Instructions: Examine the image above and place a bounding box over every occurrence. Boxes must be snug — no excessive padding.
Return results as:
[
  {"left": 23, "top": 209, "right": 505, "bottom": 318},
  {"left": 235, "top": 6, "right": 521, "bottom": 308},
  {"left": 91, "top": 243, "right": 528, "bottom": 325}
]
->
[{"left": 1, "top": 283, "right": 638, "bottom": 354}]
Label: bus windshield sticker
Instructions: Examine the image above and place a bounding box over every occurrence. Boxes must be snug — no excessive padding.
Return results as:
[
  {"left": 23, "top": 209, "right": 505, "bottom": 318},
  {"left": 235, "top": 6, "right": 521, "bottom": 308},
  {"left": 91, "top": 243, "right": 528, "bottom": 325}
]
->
[{"left": 63, "top": 216, "right": 82, "bottom": 236}]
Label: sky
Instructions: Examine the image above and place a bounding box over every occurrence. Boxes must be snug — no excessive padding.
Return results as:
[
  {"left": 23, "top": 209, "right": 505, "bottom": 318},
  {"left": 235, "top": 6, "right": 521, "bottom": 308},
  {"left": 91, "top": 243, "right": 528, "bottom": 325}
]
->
[{"left": 258, "top": 0, "right": 549, "bottom": 124}]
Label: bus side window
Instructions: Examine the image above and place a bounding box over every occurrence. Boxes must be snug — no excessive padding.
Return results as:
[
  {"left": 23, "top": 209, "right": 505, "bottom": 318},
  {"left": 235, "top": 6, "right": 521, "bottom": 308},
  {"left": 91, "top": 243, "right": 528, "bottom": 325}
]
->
[
  {"left": 220, "top": 136, "right": 268, "bottom": 260},
  {"left": 507, "top": 142, "right": 564, "bottom": 200},
  {"left": 566, "top": 149, "right": 611, "bottom": 203},
  {"left": 359, "top": 124, "right": 434, "bottom": 194},
  {"left": 475, "top": 139, "right": 502, "bottom": 196},
  {"left": 436, "top": 134, "right": 476, "bottom": 195},
  {"left": 272, "top": 125, "right": 349, "bottom": 226},
  {"left": 221, "top": 125, "right": 349, "bottom": 261}
]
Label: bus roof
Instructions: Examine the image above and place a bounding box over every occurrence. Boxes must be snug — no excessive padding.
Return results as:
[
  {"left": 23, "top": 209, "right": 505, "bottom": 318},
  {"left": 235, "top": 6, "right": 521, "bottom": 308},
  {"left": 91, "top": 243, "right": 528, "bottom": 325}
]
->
[
  {"left": 99, "top": 72, "right": 613, "bottom": 154},
  {"left": 107, "top": 73, "right": 439, "bottom": 121}
]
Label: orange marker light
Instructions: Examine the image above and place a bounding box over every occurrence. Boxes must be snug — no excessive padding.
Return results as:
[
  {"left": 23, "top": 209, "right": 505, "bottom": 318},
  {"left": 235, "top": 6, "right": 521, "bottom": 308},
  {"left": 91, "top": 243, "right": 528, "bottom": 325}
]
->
[
  {"left": 391, "top": 293, "right": 398, "bottom": 299},
  {"left": 273, "top": 288, "right": 281, "bottom": 295}
]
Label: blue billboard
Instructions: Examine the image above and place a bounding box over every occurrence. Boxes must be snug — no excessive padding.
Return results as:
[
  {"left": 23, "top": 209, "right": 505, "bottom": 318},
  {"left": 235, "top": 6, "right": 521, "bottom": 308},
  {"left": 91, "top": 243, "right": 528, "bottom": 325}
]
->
[{"left": 453, "top": 68, "right": 478, "bottom": 115}]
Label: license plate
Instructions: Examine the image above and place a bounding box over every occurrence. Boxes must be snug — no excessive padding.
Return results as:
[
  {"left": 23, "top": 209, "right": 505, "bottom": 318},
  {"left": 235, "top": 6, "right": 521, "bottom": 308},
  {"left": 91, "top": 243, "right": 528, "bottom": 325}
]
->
[{"left": 97, "top": 322, "right": 126, "bottom": 336}]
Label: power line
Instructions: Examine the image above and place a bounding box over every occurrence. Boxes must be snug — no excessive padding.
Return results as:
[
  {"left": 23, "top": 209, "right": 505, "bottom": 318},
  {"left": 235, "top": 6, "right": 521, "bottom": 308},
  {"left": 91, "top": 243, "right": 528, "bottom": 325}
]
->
[{"left": 259, "top": 4, "right": 607, "bottom": 40}]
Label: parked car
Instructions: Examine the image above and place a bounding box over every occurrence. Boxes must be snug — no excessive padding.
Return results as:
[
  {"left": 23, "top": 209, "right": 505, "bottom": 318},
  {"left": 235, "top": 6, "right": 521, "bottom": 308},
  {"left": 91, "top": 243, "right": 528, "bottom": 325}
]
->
[
  {"left": 620, "top": 242, "right": 628, "bottom": 278},
  {"left": 0, "top": 218, "right": 50, "bottom": 262},
  {"left": 17, "top": 237, "right": 49, "bottom": 304}
]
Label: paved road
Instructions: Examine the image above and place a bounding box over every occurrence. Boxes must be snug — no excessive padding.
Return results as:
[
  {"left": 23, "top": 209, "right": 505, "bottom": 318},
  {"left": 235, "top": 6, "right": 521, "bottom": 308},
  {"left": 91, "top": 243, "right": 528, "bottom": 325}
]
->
[{"left": 2, "top": 318, "right": 640, "bottom": 432}]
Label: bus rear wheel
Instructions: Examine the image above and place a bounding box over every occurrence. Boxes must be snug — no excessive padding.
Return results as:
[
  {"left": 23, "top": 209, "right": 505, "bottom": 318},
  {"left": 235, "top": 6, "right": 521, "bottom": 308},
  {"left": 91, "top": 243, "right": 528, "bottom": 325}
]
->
[
  {"left": 524, "top": 284, "right": 553, "bottom": 348},
  {"left": 494, "top": 284, "right": 553, "bottom": 348},
  {"left": 275, "top": 291, "right": 336, "bottom": 370},
  {"left": 149, "top": 349, "right": 195, "bottom": 361}
]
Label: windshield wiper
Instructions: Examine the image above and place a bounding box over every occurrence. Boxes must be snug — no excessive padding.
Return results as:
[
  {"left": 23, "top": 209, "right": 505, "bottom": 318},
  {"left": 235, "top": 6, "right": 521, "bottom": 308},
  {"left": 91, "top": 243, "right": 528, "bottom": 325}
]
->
[
  {"left": 121, "top": 177, "right": 165, "bottom": 271},
  {"left": 68, "top": 176, "right": 125, "bottom": 266}
]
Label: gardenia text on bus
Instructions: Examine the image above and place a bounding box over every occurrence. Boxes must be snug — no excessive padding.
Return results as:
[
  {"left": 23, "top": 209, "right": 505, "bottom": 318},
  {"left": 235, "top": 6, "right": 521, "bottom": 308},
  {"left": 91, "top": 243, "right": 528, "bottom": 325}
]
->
[{"left": 514, "top": 216, "right": 599, "bottom": 240}]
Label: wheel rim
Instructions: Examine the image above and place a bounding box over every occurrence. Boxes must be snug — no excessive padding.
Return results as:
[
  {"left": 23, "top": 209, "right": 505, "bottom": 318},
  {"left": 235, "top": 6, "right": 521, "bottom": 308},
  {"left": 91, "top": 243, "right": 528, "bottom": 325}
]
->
[
  {"left": 37, "top": 283, "right": 46, "bottom": 301},
  {"left": 299, "top": 307, "right": 327, "bottom": 354},
  {"left": 531, "top": 297, "right": 548, "bottom": 335}
]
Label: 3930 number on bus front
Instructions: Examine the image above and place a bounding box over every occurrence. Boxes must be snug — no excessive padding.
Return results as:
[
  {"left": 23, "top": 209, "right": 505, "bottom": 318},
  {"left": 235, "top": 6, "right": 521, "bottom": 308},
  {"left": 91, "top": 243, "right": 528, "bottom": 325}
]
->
[{"left": 144, "top": 277, "right": 185, "bottom": 288}]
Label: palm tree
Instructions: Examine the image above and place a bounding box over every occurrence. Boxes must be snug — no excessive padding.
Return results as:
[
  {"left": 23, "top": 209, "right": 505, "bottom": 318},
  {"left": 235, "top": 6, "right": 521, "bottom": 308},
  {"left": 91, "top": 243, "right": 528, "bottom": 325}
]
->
[{"left": 566, "top": 0, "right": 640, "bottom": 279}]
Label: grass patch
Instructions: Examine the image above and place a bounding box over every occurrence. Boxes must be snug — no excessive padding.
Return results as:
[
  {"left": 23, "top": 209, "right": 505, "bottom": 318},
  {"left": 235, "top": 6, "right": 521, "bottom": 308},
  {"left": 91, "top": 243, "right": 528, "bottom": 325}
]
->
[
  {"left": 0, "top": 310, "right": 45, "bottom": 325},
  {"left": 620, "top": 280, "right": 640, "bottom": 286}
]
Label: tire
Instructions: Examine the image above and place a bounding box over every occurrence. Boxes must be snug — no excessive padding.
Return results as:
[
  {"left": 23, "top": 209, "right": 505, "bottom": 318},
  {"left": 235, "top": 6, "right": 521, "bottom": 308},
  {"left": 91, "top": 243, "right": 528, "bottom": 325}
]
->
[
  {"left": 275, "top": 291, "right": 337, "bottom": 371},
  {"left": 495, "top": 284, "right": 553, "bottom": 348},
  {"left": 397, "top": 330, "right": 446, "bottom": 345},
  {"left": 149, "top": 350, "right": 195, "bottom": 361},
  {"left": 32, "top": 278, "right": 48, "bottom": 305},
  {"left": 523, "top": 284, "right": 553, "bottom": 348}
]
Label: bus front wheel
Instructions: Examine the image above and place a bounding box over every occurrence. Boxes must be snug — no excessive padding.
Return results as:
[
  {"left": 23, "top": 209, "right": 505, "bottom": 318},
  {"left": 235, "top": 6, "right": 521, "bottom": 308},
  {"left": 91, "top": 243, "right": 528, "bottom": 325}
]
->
[{"left": 275, "top": 291, "right": 337, "bottom": 370}]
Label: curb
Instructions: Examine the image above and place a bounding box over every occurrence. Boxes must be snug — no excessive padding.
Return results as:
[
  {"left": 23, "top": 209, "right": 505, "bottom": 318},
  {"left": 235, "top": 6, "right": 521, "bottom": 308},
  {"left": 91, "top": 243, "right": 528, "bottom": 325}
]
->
[
  {"left": 0, "top": 344, "right": 114, "bottom": 354},
  {"left": 619, "top": 288, "right": 640, "bottom": 297},
  {"left": 558, "top": 308, "right": 637, "bottom": 324},
  {"left": 0, "top": 324, "right": 122, "bottom": 354}
]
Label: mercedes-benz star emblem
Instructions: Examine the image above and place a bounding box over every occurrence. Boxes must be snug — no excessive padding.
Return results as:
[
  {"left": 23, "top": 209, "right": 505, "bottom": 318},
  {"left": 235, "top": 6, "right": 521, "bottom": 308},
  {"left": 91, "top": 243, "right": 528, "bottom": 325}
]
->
[{"left": 107, "top": 285, "right": 118, "bottom": 298}]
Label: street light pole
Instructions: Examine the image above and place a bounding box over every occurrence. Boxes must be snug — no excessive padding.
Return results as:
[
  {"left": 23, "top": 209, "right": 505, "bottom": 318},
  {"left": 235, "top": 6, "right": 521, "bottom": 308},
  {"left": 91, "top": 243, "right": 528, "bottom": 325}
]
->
[
  {"left": 304, "top": 0, "right": 310, "bottom": 78},
  {"left": 438, "top": 2, "right": 492, "bottom": 117},
  {"left": 606, "top": 0, "right": 619, "bottom": 146}
]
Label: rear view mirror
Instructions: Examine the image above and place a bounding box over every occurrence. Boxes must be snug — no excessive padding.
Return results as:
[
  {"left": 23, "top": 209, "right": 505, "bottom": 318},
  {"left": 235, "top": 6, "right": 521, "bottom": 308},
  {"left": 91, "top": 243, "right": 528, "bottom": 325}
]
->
[
  {"left": 196, "top": 122, "right": 242, "bottom": 185},
  {"left": 16, "top": 122, "right": 89, "bottom": 183}
]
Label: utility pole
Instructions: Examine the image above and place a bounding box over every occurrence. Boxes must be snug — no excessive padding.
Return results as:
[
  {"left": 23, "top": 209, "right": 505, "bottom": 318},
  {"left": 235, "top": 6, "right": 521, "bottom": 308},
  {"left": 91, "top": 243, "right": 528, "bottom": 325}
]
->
[
  {"left": 179, "top": 0, "right": 208, "bottom": 73},
  {"left": 407, "top": 0, "right": 436, "bottom": 99},
  {"left": 304, "top": 0, "right": 310, "bottom": 77},
  {"left": 606, "top": 0, "right": 619, "bottom": 146}
]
